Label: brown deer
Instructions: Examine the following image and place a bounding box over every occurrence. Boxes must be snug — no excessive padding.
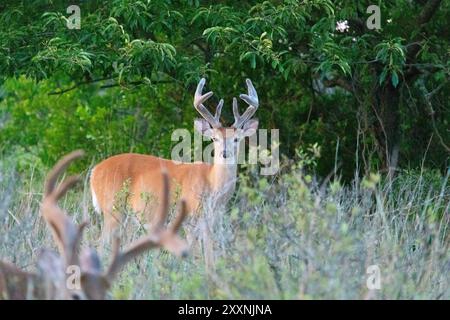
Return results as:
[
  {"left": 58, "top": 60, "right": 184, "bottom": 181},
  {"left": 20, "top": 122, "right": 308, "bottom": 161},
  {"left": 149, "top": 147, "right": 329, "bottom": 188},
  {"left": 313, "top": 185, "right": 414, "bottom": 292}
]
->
[
  {"left": 0, "top": 150, "right": 188, "bottom": 300},
  {"left": 90, "top": 78, "right": 259, "bottom": 236}
]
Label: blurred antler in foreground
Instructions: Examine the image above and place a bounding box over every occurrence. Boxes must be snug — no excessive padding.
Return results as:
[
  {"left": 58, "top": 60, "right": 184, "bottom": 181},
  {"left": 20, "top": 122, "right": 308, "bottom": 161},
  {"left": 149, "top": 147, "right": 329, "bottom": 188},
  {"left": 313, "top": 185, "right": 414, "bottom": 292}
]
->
[{"left": 0, "top": 150, "right": 188, "bottom": 300}]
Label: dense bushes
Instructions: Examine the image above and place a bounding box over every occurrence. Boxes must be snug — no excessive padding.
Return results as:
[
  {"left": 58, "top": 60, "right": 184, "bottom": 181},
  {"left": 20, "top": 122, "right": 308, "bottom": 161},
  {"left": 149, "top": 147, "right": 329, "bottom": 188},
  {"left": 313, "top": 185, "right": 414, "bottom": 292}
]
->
[
  {"left": 0, "top": 77, "right": 185, "bottom": 170},
  {"left": 0, "top": 1, "right": 448, "bottom": 179}
]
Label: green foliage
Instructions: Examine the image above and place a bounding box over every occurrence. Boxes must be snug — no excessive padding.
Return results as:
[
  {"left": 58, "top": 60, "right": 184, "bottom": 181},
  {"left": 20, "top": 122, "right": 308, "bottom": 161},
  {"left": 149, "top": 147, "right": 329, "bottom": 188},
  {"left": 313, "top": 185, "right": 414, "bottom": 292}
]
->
[
  {"left": 0, "top": 0, "right": 448, "bottom": 177},
  {"left": 0, "top": 77, "right": 182, "bottom": 170},
  {"left": 375, "top": 38, "right": 406, "bottom": 87}
]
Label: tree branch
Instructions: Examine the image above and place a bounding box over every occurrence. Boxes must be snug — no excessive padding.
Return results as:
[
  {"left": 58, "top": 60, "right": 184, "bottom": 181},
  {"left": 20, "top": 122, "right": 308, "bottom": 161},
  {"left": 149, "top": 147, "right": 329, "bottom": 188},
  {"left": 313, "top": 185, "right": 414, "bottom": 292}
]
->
[
  {"left": 48, "top": 78, "right": 174, "bottom": 95},
  {"left": 405, "top": 0, "right": 443, "bottom": 79},
  {"left": 323, "top": 78, "right": 354, "bottom": 93},
  {"left": 48, "top": 77, "right": 112, "bottom": 95}
]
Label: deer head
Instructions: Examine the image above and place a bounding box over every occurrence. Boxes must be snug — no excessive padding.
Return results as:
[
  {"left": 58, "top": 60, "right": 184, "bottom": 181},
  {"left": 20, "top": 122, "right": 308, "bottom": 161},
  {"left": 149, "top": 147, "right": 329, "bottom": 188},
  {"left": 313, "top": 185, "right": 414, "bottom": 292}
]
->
[
  {"left": 0, "top": 151, "right": 188, "bottom": 300},
  {"left": 193, "top": 78, "right": 260, "bottom": 164}
]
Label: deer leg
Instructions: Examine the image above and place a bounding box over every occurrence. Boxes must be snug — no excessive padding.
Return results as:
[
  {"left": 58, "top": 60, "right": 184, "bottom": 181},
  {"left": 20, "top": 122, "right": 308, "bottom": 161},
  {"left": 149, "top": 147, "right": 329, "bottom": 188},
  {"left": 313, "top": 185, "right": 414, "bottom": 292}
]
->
[{"left": 101, "top": 210, "right": 121, "bottom": 244}]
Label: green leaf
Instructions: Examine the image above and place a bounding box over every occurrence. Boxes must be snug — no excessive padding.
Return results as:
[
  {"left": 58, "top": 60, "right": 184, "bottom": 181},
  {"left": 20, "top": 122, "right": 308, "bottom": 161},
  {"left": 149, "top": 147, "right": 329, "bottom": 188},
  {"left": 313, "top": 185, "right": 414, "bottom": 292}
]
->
[
  {"left": 379, "top": 69, "right": 388, "bottom": 85},
  {"left": 250, "top": 54, "right": 256, "bottom": 69},
  {"left": 391, "top": 71, "right": 399, "bottom": 87}
]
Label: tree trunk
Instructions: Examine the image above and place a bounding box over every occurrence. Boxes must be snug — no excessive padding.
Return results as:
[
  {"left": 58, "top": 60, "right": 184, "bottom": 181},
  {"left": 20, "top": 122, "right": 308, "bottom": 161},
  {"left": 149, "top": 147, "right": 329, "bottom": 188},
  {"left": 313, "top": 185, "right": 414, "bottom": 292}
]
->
[
  {"left": 370, "top": 0, "right": 442, "bottom": 177},
  {"left": 373, "top": 83, "right": 401, "bottom": 177}
]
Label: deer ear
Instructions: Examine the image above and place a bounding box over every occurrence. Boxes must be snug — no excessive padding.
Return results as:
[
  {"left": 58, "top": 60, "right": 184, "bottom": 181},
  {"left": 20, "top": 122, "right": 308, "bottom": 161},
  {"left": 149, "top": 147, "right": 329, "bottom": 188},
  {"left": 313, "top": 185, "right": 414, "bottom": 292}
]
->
[
  {"left": 242, "top": 119, "right": 258, "bottom": 137},
  {"left": 194, "top": 118, "right": 214, "bottom": 138}
]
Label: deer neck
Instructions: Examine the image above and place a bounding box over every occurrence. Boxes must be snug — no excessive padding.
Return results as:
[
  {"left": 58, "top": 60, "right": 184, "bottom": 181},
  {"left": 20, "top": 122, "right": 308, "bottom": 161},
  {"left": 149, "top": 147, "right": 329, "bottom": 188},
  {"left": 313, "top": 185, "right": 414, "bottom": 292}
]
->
[{"left": 209, "top": 156, "right": 238, "bottom": 195}]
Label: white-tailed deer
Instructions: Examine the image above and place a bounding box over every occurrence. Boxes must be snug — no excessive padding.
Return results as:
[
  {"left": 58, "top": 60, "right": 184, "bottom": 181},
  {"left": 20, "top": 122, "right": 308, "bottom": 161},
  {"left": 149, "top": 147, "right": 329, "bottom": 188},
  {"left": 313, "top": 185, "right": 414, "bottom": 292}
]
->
[
  {"left": 90, "top": 78, "right": 259, "bottom": 235},
  {"left": 0, "top": 150, "right": 188, "bottom": 300}
]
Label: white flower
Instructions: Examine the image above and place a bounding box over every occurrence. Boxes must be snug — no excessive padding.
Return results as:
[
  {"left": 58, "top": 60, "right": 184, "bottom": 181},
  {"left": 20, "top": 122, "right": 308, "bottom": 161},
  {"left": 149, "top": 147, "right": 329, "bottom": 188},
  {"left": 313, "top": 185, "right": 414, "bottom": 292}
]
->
[
  {"left": 387, "top": 19, "right": 392, "bottom": 23},
  {"left": 336, "top": 20, "right": 349, "bottom": 33},
  {"left": 288, "top": 46, "right": 292, "bottom": 51},
  {"left": 352, "top": 37, "right": 357, "bottom": 42}
]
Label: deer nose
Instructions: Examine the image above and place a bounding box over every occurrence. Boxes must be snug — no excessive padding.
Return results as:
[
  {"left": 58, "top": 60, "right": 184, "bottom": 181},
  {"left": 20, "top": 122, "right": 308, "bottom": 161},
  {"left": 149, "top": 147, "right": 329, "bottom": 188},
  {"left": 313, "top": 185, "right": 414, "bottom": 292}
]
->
[
  {"left": 222, "top": 151, "right": 228, "bottom": 158},
  {"left": 181, "top": 250, "right": 189, "bottom": 258}
]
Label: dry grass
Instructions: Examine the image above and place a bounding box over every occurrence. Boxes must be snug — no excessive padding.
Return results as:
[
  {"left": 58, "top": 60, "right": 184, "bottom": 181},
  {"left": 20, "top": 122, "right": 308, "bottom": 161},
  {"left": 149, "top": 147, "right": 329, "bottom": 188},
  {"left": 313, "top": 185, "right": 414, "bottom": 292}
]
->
[{"left": 0, "top": 156, "right": 449, "bottom": 299}]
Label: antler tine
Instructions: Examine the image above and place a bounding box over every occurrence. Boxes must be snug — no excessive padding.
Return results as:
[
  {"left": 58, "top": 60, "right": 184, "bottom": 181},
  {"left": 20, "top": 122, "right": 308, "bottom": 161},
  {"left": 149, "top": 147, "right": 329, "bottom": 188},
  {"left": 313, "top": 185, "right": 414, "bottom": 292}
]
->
[
  {"left": 105, "top": 233, "right": 160, "bottom": 282},
  {"left": 52, "top": 175, "right": 81, "bottom": 201},
  {"left": 152, "top": 170, "right": 170, "bottom": 231},
  {"left": 105, "top": 174, "right": 189, "bottom": 282},
  {"left": 193, "top": 78, "right": 223, "bottom": 128},
  {"left": 169, "top": 199, "right": 187, "bottom": 234},
  {"left": 150, "top": 196, "right": 188, "bottom": 257},
  {"left": 214, "top": 99, "right": 224, "bottom": 122},
  {"left": 41, "top": 150, "right": 86, "bottom": 266},
  {"left": 232, "top": 78, "right": 259, "bottom": 128},
  {"left": 106, "top": 219, "right": 188, "bottom": 282},
  {"left": 45, "top": 150, "right": 85, "bottom": 196},
  {"left": 240, "top": 78, "right": 259, "bottom": 107}
]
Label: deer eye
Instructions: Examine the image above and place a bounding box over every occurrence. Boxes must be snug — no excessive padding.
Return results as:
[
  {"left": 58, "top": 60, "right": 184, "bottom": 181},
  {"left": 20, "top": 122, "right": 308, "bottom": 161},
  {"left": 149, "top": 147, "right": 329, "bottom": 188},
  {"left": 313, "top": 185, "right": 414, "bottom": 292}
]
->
[{"left": 234, "top": 138, "right": 238, "bottom": 142}]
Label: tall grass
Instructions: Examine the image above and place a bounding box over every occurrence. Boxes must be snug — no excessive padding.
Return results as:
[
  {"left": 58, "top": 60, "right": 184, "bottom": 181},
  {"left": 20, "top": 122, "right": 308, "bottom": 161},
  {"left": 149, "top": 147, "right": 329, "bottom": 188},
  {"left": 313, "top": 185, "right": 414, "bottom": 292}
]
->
[{"left": 0, "top": 155, "right": 448, "bottom": 299}]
